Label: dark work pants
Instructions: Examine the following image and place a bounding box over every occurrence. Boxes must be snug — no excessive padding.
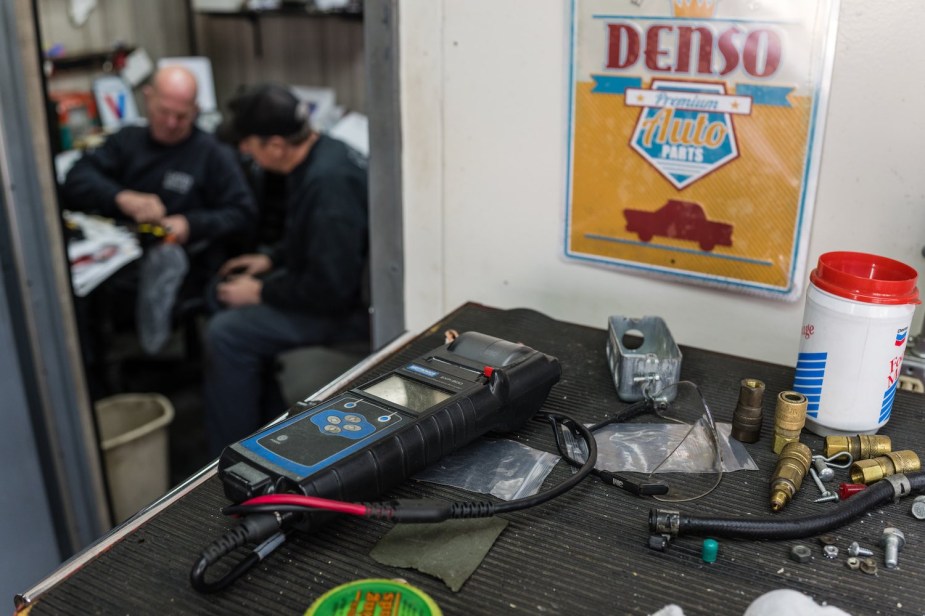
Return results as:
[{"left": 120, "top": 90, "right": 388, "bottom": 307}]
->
[{"left": 202, "top": 303, "right": 369, "bottom": 456}]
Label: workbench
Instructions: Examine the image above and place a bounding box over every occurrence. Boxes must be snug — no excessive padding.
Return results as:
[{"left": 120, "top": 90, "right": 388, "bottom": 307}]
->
[{"left": 18, "top": 303, "right": 925, "bottom": 615}]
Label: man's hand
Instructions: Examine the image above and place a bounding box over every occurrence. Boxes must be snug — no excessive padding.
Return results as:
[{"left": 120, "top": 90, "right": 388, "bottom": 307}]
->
[
  {"left": 216, "top": 276, "right": 263, "bottom": 307},
  {"left": 161, "top": 214, "right": 190, "bottom": 244},
  {"left": 114, "top": 190, "right": 167, "bottom": 223},
  {"left": 218, "top": 253, "right": 273, "bottom": 278}
]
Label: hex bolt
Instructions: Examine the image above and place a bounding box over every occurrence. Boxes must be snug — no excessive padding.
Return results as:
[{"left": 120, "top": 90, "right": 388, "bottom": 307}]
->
[
  {"left": 848, "top": 541, "right": 873, "bottom": 558},
  {"left": 880, "top": 527, "right": 905, "bottom": 569},
  {"left": 911, "top": 495, "right": 925, "bottom": 520},
  {"left": 812, "top": 456, "right": 835, "bottom": 482}
]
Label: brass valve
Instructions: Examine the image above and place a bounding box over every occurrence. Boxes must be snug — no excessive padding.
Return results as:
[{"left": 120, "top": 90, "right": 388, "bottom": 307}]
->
[
  {"left": 824, "top": 434, "right": 892, "bottom": 460},
  {"left": 849, "top": 450, "right": 920, "bottom": 484},
  {"left": 770, "top": 441, "right": 812, "bottom": 512},
  {"left": 731, "top": 378, "right": 765, "bottom": 443},
  {"left": 772, "top": 391, "right": 808, "bottom": 454}
]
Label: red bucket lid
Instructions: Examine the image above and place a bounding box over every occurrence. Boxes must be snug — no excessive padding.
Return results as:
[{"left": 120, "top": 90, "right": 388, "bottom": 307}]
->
[{"left": 810, "top": 251, "right": 921, "bottom": 305}]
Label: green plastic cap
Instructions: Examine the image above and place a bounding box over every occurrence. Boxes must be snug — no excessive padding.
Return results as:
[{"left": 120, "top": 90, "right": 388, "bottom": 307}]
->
[{"left": 702, "top": 538, "right": 719, "bottom": 563}]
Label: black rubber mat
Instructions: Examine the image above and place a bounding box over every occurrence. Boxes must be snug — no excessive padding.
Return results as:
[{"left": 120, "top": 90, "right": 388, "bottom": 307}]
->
[{"left": 22, "top": 303, "right": 925, "bottom": 615}]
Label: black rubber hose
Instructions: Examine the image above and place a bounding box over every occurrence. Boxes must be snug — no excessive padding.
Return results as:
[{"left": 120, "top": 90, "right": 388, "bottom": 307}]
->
[{"left": 650, "top": 472, "right": 925, "bottom": 540}]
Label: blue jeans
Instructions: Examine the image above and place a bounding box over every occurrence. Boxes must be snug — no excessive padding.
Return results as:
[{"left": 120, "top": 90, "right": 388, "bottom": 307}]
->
[{"left": 202, "top": 303, "right": 369, "bottom": 456}]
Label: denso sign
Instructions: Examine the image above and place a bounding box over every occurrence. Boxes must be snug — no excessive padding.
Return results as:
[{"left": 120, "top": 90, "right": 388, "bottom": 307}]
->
[
  {"left": 605, "top": 23, "right": 782, "bottom": 79},
  {"left": 604, "top": 19, "right": 781, "bottom": 189}
]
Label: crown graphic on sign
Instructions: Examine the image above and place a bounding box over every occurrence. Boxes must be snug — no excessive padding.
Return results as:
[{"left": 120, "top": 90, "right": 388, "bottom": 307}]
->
[{"left": 671, "top": 0, "right": 717, "bottom": 18}]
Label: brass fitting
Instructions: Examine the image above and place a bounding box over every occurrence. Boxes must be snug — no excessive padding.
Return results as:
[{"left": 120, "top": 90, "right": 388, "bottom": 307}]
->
[
  {"left": 824, "top": 434, "right": 892, "bottom": 460},
  {"left": 770, "top": 441, "right": 812, "bottom": 512},
  {"left": 849, "top": 450, "right": 920, "bottom": 485},
  {"left": 772, "top": 391, "right": 808, "bottom": 454},
  {"left": 730, "top": 378, "right": 765, "bottom": 443}
]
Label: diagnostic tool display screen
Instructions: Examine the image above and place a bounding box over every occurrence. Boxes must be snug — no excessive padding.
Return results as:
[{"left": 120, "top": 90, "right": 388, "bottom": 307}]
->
[{"left": 362, "top": 374, "right": 451, "bottom": 414}]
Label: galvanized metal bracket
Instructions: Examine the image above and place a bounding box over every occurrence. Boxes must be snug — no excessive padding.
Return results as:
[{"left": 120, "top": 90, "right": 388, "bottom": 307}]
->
[{"left": 606, "top": 316, "right": 682, "bottom": 402}]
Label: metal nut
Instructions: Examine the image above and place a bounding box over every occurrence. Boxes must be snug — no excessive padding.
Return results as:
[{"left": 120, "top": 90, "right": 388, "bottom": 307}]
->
[
  {"left": 846, "top": 557, "right": 860, "bottom": 570},
  {"left": 860, "top": 558, "right": 878, "bottom": 575},
  {"left": 648, "top": 534, "right": 670, "bottom": 552},
  {"left": 790, "top": 544, "right": 812, "bottom": 563},
  {"left": 823, "top": 545, "right": 839, "bottom": 559},
  {"left": 817, "top": 534, "right": 838, "bottom": 546}
]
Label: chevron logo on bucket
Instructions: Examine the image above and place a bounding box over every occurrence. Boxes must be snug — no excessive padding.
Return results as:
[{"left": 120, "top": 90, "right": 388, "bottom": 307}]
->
[{"left": 895, "top": 327, "right": 909, "bottom": 346}]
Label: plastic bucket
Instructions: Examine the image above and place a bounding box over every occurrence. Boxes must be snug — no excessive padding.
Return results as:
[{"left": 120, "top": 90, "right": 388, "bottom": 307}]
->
[
  {"left": 95, "top": 393, "right": 175, "bottom": 523},
  {"left": 794, "top": 252, "right": 920, "bottom": 436}
]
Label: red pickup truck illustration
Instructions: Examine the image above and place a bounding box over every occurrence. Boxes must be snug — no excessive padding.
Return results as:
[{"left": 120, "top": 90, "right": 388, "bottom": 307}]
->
[{"left": 623, "top": 200, "right": 733, "bottom": 252}]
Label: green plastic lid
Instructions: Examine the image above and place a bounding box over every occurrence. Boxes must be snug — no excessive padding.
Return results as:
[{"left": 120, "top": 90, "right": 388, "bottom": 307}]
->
[{"left": 305, "top": 579, "right": 442, "bottom": 616}]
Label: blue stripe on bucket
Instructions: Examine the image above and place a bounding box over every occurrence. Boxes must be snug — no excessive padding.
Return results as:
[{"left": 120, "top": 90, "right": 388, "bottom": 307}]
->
[
  {"left": 795, "top": 352, "right": 827, "bottom": 419},
  {"left": 880, "top": 382, "right": 898, "bottom": 423}
]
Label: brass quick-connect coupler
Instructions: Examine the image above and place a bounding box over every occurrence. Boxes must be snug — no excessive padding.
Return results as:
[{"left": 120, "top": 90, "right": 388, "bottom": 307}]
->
[
  {"left": 769, "top": 441, "right": 812, "bottom": 512},
  {"left": 849, "top": 450, "right": 921, "bottom": 485},
  {"left": 731, "top": 378, "right": 766, "bottom": 444},
  {"left": 772, "top": 391, "right": 808, "bottom": 454},
  {"left": 824, "top": 434, "right": 892, "bottom": 460}
]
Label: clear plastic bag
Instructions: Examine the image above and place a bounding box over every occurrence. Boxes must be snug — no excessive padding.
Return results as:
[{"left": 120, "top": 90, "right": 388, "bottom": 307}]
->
[
  {"left": 562, "top": 381, "right": 755, "bottom": 502},
  {"left": 413, "top": 438, "right": 560, "bottom": 501},
  {"left": 592, "top": 421, "right": 758, "bottom": 474},
  {"left": 136, "top": 242, "right": 188, "bottom": 355}
]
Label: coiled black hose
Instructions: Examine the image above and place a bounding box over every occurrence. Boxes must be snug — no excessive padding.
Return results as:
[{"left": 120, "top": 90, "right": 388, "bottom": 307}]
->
[{"left": 650, "top": 471, "right": 925, "bottom": 540}]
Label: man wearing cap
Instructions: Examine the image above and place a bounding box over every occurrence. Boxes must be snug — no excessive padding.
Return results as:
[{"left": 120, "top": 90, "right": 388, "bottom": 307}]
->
[
  {"left": 203, "top": 83, "right": 369, "bottom": 454},
  {"left": 62, "top": 65, "right": 256, "bottom": 256}
]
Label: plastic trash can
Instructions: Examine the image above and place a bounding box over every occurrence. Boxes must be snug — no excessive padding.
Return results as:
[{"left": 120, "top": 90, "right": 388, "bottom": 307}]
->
[{"left": 95, "top": 393, "right": 175, "bottom": 524}]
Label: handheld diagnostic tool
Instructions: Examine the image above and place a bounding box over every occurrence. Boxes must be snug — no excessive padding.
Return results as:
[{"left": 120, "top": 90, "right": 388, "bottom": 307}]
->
[{"left": 218, "top": 331, "right": 561, "bottom": 511}]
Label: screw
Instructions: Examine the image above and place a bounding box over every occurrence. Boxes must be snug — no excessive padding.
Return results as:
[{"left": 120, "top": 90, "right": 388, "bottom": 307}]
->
[
  {"left": 808, "top": 467, "right": 827, "bottom": 494},
  {"left": 814, "top": 494, "right": 839, "bottom": 503},
  {"left": 880, "top": 527, "right": 906, "bottom": 569},
  {"left": 848, "top": 541, "right": 873, "bottom": 558},
  {"left": 911, "top": 495, "right": 925, "bottom": 520},
  {"left": 808, "top": 467, "right": 834, "bottom": 499}
]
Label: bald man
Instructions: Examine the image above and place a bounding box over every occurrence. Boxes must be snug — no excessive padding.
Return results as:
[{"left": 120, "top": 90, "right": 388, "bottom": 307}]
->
[{"left": 62, "top": 65, "right": 255, "bottom": 250}]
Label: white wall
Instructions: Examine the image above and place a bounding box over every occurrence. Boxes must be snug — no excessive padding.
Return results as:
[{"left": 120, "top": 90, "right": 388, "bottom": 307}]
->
[{"left": 400, "top": 0, "right": 925, "bottom": 366}]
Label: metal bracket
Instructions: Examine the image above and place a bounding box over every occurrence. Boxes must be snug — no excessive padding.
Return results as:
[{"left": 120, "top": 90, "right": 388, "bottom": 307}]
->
[{"left": 606, "top": 316, "right": 682, "bottom": 402}]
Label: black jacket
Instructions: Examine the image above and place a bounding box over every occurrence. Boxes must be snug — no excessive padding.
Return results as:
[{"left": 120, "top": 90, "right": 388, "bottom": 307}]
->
[
  {"left": 261, "top": 135, "right": 368, "bottom": 315},
  {"left": 61, "top": 125, "right": 256, "bottom": 243}
]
